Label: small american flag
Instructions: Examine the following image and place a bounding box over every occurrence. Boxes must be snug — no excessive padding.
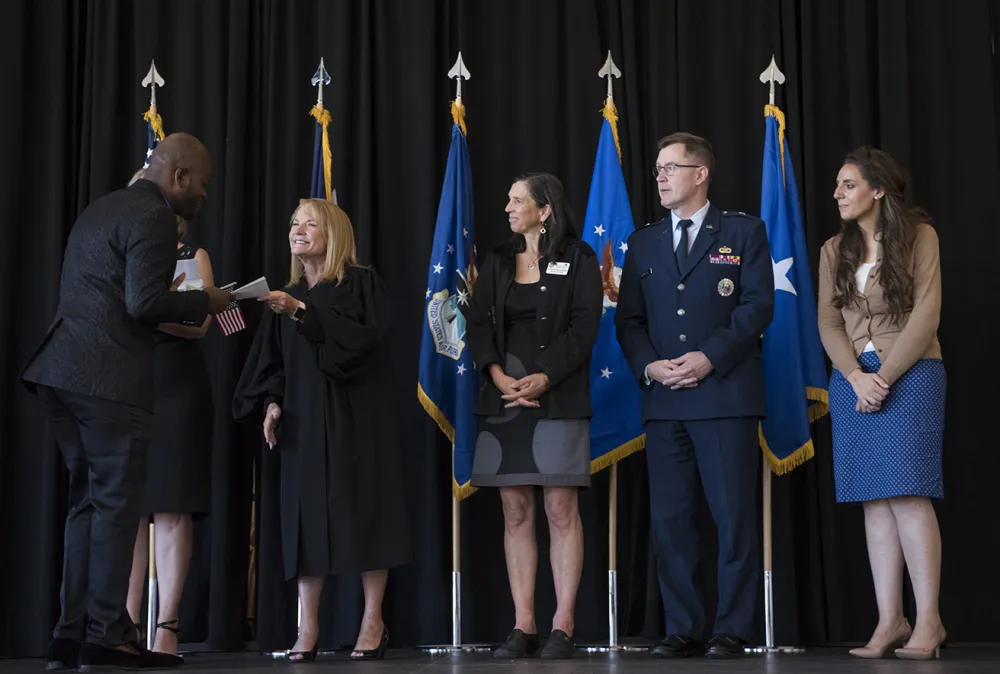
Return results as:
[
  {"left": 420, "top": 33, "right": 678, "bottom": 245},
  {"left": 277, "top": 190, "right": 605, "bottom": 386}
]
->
[{"left": 216, "top": 301, "right": 246, "bottom": 336}]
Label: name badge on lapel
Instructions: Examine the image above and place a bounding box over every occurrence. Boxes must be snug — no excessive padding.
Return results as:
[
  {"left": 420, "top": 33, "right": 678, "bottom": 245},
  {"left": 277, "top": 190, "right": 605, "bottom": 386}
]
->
[{"left": 546, "top": 262, "right": 570, "bottom": 276}]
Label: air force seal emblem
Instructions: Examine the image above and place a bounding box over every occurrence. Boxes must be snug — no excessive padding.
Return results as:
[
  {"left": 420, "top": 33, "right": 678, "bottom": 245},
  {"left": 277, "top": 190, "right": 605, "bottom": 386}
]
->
[{"left": 427, "top": 288, "right": 467, "bottom": 360}]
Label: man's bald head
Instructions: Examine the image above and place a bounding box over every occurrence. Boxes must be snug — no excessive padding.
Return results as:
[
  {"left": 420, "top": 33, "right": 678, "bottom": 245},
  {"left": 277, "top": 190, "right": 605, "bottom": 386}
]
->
[{"left": 143, "top": 133, "right": 212, "bottom": 219}]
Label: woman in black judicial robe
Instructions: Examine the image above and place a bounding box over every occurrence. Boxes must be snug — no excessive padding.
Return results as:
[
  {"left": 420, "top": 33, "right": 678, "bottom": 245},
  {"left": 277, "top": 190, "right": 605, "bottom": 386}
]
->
[{"left": 232, "top": 199, "right": 411, "bottom": 661}]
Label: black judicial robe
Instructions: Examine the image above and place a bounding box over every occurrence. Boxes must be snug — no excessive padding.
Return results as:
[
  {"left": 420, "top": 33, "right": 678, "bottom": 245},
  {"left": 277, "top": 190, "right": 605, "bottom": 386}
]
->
[{"left": 233, "top": 266, "right": 412, "bottom": 579}]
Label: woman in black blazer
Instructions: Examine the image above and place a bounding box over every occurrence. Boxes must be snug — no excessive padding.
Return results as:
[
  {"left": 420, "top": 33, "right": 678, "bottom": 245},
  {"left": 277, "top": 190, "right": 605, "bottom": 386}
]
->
[{"left": 466, "top": 173, "right": 602, "bottom": 659}]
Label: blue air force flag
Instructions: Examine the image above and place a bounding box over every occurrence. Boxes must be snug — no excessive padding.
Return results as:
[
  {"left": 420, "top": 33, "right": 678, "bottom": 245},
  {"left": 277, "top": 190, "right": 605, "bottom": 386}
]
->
[
  {"left": 418, "top": 115, "right": 478, "bottom": 500},
  {"left": 759, "top": 104, "right": 829, "bottom": 474},
  {"left": 581, "top": 106, "right": 645, "bottom": 472},
  {"left": 309, "top": 105, "right": 336, "bottom": 203}
]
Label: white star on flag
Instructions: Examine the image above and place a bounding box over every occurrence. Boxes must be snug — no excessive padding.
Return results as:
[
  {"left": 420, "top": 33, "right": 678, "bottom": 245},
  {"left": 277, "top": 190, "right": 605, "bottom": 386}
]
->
[
  {"left": 457, "top": 364, "right": 467, "bottom": 375},
  {"left": 447, "top": 244, "right": 455, "bottom": 254},
  {"left": 594, "top": 224, "right": 606, "bottom": 236},
  {"left": 463, "top": 228, "right": 468, "bottom": 238},
  {"left": 457, "top": 288, "right": 469, "bottom": 306},
  {"left": 772, "top": 257, "right": 797, "bottom": 295},
  {"left": 600, "top": 367, "right": 612, "bottom": 379},
  {"left": 619, "top": 241, "right": 628, "bottom": 254},
  {"left": 425, "top": 287, "right": 431, "bottom": 299},
  {"left": 432, "top": 263, "right": 443, "bottom": 274}
]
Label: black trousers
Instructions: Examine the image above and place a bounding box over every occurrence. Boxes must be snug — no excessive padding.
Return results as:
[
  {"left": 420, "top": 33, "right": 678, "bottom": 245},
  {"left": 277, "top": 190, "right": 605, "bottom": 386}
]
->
[
  {"left": 644, "top": 417, "right": 760, "bottom": 643},
  {"left": 38, "top": 385, "right": 149, "bottom": 647}
]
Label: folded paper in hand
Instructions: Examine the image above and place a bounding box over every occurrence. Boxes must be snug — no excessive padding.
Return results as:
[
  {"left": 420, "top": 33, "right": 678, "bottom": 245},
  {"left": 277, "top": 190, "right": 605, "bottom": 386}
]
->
[{"left": 230, "top": 276, "right": 270, "bottom": 301}]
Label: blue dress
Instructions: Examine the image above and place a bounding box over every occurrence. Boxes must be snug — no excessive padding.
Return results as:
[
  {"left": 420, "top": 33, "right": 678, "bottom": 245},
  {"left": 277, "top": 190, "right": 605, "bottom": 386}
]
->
[{"left": 828, "top": 351, "right": 946, "bottom": 502}]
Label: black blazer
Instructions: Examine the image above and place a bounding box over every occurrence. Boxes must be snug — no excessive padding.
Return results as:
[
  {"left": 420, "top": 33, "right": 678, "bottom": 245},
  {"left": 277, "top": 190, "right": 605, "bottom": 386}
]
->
[
  {"left": 466, "top": 236, "right": 602, "bottom": 419},
  {"left": 21, "top": 180, "right": 210, "bottom": 411}
]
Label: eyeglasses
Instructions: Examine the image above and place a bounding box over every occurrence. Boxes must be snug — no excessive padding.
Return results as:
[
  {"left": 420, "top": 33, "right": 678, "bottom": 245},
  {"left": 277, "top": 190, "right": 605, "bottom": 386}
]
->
[{"left": 652, "top": 163, "right": 703, "bottom": 177}]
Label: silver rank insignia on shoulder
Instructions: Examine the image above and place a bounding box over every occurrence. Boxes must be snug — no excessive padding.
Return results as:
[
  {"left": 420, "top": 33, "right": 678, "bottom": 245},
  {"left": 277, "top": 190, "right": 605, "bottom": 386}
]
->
[
  {"left": 719, "top": 246, "right": 732, "bottom": 254},
  {"left": 718, "top": 278, "right": 734, "bottom": 296}
]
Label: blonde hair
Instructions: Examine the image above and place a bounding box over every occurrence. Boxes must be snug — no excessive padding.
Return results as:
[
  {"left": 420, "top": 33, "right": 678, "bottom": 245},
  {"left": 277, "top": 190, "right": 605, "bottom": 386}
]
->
[{"left": 288, "top": 198, "right": 358, "bottom": 286}]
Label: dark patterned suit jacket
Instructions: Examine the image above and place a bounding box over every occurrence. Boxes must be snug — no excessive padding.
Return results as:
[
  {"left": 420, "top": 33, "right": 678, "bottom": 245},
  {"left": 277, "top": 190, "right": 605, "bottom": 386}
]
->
[{"left": 21, "top": 180, "right": 209, "bottom": 411}]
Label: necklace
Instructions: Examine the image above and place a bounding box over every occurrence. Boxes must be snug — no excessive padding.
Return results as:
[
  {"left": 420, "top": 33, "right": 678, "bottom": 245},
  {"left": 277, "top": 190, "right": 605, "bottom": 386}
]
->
[{"left": 526, "top": 252, "right": 540, "bottom": 270}]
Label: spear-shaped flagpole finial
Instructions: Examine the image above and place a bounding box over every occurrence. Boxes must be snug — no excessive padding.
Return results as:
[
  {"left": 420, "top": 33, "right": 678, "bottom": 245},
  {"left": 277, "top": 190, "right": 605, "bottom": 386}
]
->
[
  {"left": 142, "top": 60, "right": 165, "bottom": 108},
  {"left": 598, "top": 50, "right": 622, "bottom": 99},
  {"left": 759, "top": 55, "right": 785, "bottom": 106},
  {"left": 312, "top": 58, "right": 331, "bottom": 108},
  {"left": 448, "top": 52, "right": 471, "bottom": 102}
]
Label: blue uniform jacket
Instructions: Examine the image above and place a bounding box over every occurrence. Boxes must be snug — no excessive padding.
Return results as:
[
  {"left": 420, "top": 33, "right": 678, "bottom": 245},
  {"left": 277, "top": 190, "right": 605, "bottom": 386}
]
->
[{"left": 614, "top": 205, "right": 774, "bottom": 422}]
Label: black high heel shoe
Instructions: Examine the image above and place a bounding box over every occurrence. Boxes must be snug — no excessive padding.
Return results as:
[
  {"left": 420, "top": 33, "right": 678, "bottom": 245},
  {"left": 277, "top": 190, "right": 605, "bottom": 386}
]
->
[{"left": 349, "top": 628, "right": 388, "bottom": 660}]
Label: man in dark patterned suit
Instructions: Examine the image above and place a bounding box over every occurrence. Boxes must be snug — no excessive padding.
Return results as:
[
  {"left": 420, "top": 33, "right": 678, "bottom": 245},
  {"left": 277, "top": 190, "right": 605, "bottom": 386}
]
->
[
  {"left": 21, "top": 134, "right": 232, "bottom": 670},
  {"left": 616, "top": 133, "right": 775, "bottom": 659}
]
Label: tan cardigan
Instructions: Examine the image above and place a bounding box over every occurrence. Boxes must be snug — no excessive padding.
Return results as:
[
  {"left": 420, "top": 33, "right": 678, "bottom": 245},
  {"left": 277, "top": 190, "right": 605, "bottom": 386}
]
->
[{"left": 817, "top": 223, "right": 942, "bottom": 386}]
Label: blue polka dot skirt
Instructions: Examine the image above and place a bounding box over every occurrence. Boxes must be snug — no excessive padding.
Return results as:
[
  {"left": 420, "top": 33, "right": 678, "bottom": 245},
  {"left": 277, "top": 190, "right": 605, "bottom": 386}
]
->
[{"left": 829, "top": 352, "right": 946, "bottom": 503}]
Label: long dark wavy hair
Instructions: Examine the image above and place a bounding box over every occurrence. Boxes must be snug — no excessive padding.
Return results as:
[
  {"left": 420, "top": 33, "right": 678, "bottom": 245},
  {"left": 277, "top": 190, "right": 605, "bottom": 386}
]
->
[
  {"left": 510, "top": 172, "right": 578, "bottom": 258},
  {"left": 832, "top": 147, "right": 931, "bottom": 325}
]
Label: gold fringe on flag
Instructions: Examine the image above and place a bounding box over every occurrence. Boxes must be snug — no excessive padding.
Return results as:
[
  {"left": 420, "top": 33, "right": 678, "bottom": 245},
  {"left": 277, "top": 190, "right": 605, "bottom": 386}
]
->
[
  {"left": 309, "top": 105, "right": 334, "bottom": 201},
  {"left": 589, "top": 433, "right": 645, "bottom": 475},
  {"left": 759, "top": 386, "right": 830, "bottom": 475},
  {"left": 418, "top": 383, "right": 477, "bottom": 501}
]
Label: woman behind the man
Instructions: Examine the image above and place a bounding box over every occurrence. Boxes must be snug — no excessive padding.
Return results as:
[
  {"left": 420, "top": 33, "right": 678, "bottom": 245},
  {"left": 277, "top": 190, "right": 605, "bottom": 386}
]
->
[
  {"left": 818, "top": 147, "right": 946, "bottom": 660},
  {"left": 466, "top": 173, "right": 602, "bottom": 659},
  {"left": 233, "top": 199, "right": 411, "bottom": 661}
]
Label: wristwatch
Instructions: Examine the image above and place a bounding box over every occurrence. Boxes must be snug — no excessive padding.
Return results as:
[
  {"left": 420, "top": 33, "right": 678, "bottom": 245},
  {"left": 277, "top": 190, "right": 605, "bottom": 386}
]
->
[{"left": 291, "top": 302, "right": 307, "bottom": 322}]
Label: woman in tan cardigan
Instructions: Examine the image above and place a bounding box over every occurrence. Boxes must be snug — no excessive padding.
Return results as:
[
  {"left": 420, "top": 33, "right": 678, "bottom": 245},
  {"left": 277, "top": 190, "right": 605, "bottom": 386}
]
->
[{"left": 818, "top": 147, "right": 945, "bottom": 661}]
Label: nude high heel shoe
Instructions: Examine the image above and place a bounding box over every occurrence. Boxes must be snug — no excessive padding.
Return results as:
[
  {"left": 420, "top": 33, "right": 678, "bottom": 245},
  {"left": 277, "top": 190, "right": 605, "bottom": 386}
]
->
[
  {"left": 848, "top": 620, "right": 912, "bottom": 659},
  {"left": 895, "top": 626, "right": 946, "bottom": 660}
]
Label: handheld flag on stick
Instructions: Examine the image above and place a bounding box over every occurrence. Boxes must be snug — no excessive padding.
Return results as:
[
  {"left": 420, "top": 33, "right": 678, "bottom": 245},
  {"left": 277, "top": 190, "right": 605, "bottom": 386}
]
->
[{"left": 417, "top": 52, "right": 478, "bottom": 500}]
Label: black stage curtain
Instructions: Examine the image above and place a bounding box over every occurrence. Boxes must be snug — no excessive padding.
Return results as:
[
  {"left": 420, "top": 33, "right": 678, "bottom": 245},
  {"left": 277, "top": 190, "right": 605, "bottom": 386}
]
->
[{"left": 1, "top": 0, "right": 998, "bottom": 658}]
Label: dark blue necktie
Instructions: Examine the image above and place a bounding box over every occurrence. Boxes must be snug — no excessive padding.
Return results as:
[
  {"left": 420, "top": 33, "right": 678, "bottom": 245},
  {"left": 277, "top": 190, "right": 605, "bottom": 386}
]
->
[{"left": 675, "top": 219, "right": 694, "bottom": 269}]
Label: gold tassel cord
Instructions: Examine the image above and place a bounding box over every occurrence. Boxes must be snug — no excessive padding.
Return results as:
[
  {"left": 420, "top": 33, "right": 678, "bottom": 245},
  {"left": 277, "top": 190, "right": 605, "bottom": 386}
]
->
[
  {"left": 602, "top": 97, "right": 622, "bottom": 162},
  {"left": 143, "top": 108, "right": 165, "bottom": 143},
  {"left": 451, "top": 100, "right": 467, "bottom": 136},
  {"left": 309, "top": 105, "right": 334, "bottom": 201},
  {"left": 764, "top": 104, "right": 786, "bottom": 187}
]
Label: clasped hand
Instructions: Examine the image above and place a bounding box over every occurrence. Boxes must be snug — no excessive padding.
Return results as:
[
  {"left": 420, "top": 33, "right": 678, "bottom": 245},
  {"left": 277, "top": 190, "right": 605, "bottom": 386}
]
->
[
  {"left": 848, "top": 370, "right": 889, "bottom": 413},
  {"left": 492, "top": 369, "right": 550, "bottom": 408},
  {"left": 647, "top": 351, "right": 713, "bottom": 390}
]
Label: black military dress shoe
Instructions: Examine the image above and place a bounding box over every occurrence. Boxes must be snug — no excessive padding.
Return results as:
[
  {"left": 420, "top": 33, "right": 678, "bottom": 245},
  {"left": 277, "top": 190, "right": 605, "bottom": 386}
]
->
[
  {"left": 651, "top": 634, "right": 705, "bottom": 658},
  {"left": 705, "top": 633, "right": 747, "bottom": 659},
  {"left": 45, "top": 638, "right": 81, "bottom": 670}
]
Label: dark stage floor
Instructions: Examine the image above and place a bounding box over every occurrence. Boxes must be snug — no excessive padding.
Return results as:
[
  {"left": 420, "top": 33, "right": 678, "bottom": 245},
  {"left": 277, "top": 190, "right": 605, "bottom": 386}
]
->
[{"left": 2, "top": 648, "right": 998, "bottom": 673}]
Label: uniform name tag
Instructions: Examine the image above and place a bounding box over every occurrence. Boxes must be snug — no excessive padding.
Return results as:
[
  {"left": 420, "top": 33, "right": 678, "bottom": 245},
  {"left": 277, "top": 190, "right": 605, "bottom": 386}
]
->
[{"left": 546, "top": 262, "right": 570, "bottom": 276}]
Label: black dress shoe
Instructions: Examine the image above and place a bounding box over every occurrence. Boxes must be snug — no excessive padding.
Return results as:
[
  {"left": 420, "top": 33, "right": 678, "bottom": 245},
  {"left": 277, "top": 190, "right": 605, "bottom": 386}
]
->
[
  {"left": 78, "top": 641, "right": 183, "bottom": 672},
  {"left": 46, "top": 638, "right": 81, "bottom": 670},
  {"left": 492, "top": 629, "right": 539, "bottom": 658},
  {"left": 539, "top": 630, "right": 574, "bottom": 659},
  {"left": 705, "top": 633, "right": 747, "bottom": 659},
  {"left": 651, "top": 634, "right": 705, "bottom": 658}
]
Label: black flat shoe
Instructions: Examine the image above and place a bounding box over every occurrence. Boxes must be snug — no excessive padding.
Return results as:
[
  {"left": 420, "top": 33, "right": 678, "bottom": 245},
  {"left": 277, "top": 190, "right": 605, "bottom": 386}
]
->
[
  {"left": 45, "top": 638, "right": 81, "bottom": 671},
  {"left": 540, "top": 630, "right": 574, "bottom": 659},
  {"left": 705, "top": 633, "right": 747, "bottom": 659},
  {"left": 492, "top": 629, "right": 539, "bottom": 659},
  {"left": 77, "top": 641, "right": 183, "bottom": 672},
  {"left": 349, "top": 628, "right": 388, "bottom": 660},
  {"left": 651, "top": 634, "right": 705, "bottom": 658}
]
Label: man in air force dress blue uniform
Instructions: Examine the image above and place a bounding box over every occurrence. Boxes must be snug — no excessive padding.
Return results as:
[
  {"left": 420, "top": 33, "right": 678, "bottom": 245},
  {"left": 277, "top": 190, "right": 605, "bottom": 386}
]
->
[{"left": 615, "top": 133, "right": 774, "bottom": 659}]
